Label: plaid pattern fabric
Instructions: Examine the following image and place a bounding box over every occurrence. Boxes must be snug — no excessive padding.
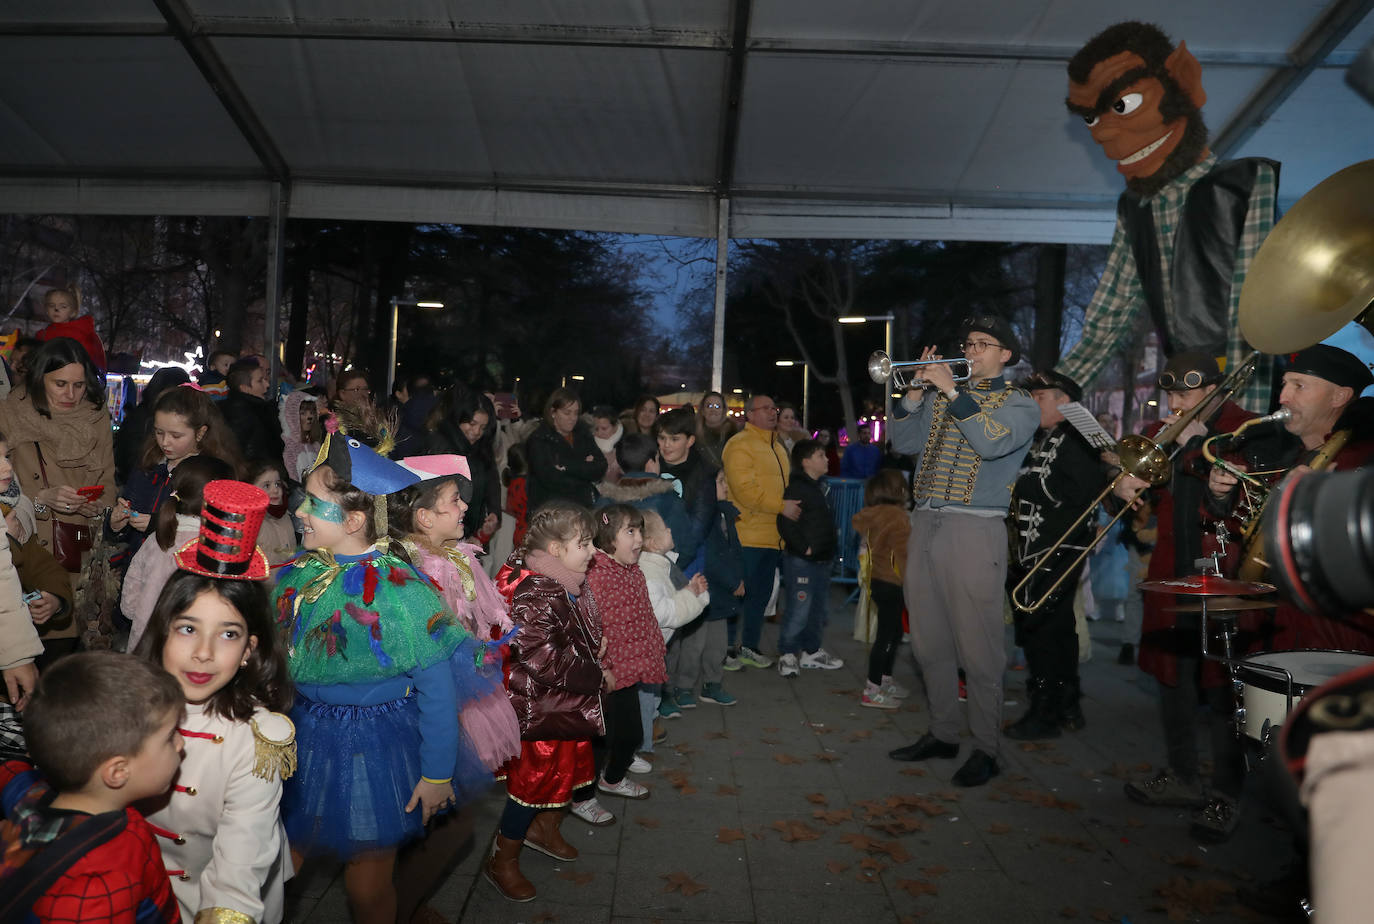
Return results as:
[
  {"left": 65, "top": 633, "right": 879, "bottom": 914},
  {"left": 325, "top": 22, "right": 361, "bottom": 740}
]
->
[{"left": 1060, "top": 155, "right": 1278, "bottom": 412}]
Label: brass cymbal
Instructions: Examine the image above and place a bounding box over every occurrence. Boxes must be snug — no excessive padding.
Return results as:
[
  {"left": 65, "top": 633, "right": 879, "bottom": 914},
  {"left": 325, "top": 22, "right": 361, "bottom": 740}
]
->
[
  {"left": 1165, "top": 596, "right": 1280, "bottom": 613},
  {"left": 1139, "top": 574, "right": 1276, "bottom": 596},
  {"left": 1239, "top": 159, "right": 1374, "bottom": 353}
]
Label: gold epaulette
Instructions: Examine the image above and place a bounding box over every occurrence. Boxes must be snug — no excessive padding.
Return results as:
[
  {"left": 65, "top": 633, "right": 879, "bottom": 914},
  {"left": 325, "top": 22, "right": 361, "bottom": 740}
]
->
[
  {"left": 250, "top": 712, "right": 297, "bottom": 782},
  {"left": 194, "top": 909, "right": 255, "bottom": 924}
]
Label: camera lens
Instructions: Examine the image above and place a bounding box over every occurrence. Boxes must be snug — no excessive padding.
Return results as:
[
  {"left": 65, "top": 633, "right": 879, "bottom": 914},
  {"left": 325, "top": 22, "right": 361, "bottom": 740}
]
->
[{"left": 1264, "top": 469, "right": 1374, "bottom": 614}]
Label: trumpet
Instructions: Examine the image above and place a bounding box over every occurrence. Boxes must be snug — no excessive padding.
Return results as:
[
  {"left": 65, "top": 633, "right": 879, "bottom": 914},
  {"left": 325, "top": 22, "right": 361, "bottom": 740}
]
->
[{"left": 867, "top": 351, "right": 971, "bottom": 390}]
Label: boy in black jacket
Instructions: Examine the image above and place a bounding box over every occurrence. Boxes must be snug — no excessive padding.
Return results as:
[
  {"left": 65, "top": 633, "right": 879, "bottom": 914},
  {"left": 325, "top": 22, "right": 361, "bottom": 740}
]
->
[{"left": 776, "top": 439, "right": 842, "bottom": 677}]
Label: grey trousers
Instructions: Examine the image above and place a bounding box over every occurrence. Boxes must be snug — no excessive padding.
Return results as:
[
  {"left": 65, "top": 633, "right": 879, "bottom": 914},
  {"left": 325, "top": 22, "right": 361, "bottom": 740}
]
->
[
  {"left": 904, "top": 509, "right": 1008, "bottom": 756},
  {"left": 673, "top": 618, "right": 727, "bottom": 690}
]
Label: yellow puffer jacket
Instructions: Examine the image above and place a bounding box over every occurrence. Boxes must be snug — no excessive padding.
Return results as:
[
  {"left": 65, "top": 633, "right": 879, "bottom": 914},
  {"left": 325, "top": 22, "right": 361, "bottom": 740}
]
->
[{"left": 721, "top": 423, "right": 790, "bottom": 550}]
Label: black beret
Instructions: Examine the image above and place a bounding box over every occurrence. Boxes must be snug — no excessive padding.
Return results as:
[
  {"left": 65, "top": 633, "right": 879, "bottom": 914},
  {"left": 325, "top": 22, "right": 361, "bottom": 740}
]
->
[{"left": 1288, "top": 344, "right": 1374, "bottom": 392}]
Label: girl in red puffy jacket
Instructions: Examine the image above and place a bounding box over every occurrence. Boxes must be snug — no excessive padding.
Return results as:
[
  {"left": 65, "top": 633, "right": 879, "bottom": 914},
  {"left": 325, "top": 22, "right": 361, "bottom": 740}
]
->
[{"left": 489, "top": 501, "right": 611, "bottom": 903}]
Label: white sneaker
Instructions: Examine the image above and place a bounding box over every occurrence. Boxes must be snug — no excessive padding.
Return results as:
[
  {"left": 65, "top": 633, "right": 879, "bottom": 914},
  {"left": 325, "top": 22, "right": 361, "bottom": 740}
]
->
[
  {"left": 800, "top": 649, "right": 844, "bottom": 670},
  {"left": 598, "top": 775, "right": 650, "bottom": 800},
  {"left": 570, "top": 798, "right": 615, "bottom": 826},
  {"left": 881, "top": 677, "right": 910, "bottom": 699},
  {"left": 628, "top": 755, "right": 652, "bottom": 774},
  {"left": 778, "top": 653, "right": 800, "bottom": 678}
]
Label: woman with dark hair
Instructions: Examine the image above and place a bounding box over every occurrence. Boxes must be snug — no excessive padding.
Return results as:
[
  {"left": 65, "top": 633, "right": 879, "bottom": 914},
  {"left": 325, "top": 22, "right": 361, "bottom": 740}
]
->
[
  {"left": 425, "top": 385, "right": 503, "bottom": 544},
  {"left": 0, "top": 337, "right": 116, "bottom": 659},
  {"left": 623, "top": 394, "right": 661, "bottom": 436},
  {"left": 525, "top": 388, "right": 607, "bottom": 510},
  {"left": 113, "top": 366, "right": 190, "bottom": 484}
]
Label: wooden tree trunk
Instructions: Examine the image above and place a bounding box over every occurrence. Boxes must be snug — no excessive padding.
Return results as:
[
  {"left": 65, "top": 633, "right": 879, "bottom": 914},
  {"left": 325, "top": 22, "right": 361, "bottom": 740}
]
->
[{"left": 1031, "top": 243, "right": 1067, "bottom": 371}]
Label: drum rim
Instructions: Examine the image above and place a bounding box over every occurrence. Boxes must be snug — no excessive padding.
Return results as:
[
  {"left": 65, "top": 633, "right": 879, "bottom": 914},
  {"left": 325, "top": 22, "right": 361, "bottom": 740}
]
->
[{"left": 1236, "top": 648, "right": 1374, "bottom": 695}]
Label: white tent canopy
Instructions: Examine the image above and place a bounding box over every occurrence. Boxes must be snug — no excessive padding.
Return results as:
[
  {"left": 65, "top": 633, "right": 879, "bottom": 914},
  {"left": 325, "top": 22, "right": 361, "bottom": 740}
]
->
[{"left": 3, "top": 0, "right": 1374, "bottom": 245}]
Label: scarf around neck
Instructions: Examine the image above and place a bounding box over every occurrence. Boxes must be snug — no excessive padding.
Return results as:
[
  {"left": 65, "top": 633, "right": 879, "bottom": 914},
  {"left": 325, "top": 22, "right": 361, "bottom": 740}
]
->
[{"left": 527, "top": 548, "right": 587, "bottom": 596}]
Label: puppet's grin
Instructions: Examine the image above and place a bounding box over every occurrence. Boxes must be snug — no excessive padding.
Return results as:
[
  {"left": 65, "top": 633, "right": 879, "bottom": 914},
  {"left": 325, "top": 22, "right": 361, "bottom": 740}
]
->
[{"left": 1118, "top": 130, "right": 1173, "bottom": 166}]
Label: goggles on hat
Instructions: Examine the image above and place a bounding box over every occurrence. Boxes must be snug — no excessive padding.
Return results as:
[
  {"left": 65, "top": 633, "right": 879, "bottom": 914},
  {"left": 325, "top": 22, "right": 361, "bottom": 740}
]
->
[{"left": 1157, "top": 369, "right": 1210, "bottom": 390}]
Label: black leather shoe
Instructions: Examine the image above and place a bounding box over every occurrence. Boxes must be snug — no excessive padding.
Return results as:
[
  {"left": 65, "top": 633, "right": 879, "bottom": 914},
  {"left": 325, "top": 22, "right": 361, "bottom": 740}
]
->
[
  {"left": 888, "top": 732, "right": 959, "bottom": 762},
  {"left": 951, "top": 749, "right": 1000, "bottom": 787}
]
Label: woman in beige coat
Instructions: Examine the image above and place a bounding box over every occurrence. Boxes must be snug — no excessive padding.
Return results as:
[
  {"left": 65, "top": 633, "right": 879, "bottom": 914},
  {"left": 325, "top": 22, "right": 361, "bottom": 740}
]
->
[{"left": 0, "top": 337, "right": 116, "bottom": 663}]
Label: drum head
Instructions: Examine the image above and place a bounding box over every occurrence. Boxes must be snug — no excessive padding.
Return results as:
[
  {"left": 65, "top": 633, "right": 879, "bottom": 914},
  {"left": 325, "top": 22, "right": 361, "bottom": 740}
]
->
[{"left": 1238, "top": 649, "right": 1374, "bottom": 695}]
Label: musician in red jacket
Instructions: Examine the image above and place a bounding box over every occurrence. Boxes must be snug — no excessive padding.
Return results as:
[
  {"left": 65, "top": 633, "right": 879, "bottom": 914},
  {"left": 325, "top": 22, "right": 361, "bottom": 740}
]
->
[{"left": 1113, "top": 353, "right": 1260, "bottom": 841}]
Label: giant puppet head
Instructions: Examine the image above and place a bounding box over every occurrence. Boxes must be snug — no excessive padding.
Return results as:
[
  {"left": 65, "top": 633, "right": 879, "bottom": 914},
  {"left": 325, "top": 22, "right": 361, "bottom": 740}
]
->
[{"left": 1066, "top": 22, "right": 1209, "bottom": 198}]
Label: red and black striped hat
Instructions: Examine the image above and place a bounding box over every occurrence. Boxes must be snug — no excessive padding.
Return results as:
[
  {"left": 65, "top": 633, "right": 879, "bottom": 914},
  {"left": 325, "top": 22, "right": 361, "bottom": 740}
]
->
[{"left": 174, "top": 480, "right": 270, "bottom": 581}]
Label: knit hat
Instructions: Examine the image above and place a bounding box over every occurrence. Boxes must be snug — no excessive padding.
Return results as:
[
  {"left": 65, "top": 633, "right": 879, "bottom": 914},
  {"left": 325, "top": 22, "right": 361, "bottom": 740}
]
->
[{"left": 174, "top": 480, "right": 270, "bottom": 580}]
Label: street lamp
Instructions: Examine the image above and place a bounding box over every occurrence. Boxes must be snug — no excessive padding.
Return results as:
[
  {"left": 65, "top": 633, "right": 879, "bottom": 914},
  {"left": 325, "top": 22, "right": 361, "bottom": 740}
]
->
[
  {"left": 775, "top": 359, "right": 810, "bottom": 429},
  {"left": 840, "top": 314, "right": 896, "bottom": 419},
  {"left": 387, "top": 297, "right": 444, "bottom": 397}
]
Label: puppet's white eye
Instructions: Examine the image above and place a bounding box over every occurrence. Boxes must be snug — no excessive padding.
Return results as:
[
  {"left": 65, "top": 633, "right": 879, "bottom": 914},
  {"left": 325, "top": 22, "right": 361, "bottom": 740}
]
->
[
  {"left": 1083, "top": 114, "right": 1099, "bottom": 127},
  {"left": 1113, "top": 92, "right": 1144, "bottom": 115}
]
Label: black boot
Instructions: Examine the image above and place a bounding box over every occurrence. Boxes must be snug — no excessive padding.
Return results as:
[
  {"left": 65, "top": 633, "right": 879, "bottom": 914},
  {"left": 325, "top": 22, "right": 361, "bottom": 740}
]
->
[
  {"left": 1004, "top": 678, "right": 1062, "bottom": 740},
  {"left": 1058, "top": 678, "right": 1086, "bottom": 732}
]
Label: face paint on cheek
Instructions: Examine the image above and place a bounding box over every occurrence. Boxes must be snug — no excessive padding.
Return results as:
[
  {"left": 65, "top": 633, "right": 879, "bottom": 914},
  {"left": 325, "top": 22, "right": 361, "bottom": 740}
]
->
[{"left": 301, "top": 492, "right": 347, "bottom": 524}]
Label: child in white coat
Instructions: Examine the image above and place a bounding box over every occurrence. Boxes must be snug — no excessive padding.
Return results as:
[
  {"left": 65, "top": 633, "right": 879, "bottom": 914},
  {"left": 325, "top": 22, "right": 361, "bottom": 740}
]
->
[{"left": 635, "top": 510, "right": 708, "bottom": 769}]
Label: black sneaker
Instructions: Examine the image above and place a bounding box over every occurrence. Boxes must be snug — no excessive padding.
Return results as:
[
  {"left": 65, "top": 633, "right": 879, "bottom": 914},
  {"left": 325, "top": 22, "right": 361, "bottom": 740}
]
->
[
  {"left": 1124, "top": 768, "right": 1207, "bottom": 808},
  {"left": 1117, "top": 643, "right": 1135, "bottom": 665}
]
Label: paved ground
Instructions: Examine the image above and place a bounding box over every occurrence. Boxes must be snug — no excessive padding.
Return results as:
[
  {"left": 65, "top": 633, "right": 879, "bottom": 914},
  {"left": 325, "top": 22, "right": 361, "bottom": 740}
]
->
[{"left": 283, "top": 592, "right": 1300, "bottom": 923}]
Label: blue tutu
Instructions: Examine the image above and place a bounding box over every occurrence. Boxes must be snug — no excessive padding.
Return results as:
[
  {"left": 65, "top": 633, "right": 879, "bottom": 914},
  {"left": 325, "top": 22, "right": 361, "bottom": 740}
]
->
[{"left": 283, "top": 695, "right": 493, "bottom": 859}]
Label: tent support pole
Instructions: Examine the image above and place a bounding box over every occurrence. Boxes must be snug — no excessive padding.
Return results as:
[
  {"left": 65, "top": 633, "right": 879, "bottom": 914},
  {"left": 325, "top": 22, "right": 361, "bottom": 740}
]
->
[
  {"left": 264, "top": 181, "right": 288, "bottom": 395},
  {"left": 711, "top": 197, "right": 729, "bottom": 393}
]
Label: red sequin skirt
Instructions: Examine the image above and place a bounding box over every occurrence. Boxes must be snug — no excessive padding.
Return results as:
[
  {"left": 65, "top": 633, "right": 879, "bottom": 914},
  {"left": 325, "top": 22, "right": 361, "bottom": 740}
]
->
[{"left": 499, "top": 739, "right": 596, "bottom": 808}]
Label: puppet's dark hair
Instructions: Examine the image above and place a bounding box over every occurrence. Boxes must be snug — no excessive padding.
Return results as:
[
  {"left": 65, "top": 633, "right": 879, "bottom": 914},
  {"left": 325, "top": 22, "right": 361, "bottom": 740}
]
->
[{"left": 1067, "top": 22, "right": 1175, "bottom": 84}]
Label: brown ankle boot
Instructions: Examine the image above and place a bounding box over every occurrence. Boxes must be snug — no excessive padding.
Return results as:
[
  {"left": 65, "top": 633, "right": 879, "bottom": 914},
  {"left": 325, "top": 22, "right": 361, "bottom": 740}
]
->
[
  {"left": 484, "top": 834, "right": 535, "bottom": 902},
  {"left": 525, "top": 810, "right": 578, "bottom": 861}
]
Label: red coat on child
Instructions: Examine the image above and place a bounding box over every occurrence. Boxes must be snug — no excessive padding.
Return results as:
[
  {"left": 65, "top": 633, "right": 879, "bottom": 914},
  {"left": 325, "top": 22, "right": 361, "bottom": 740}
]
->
[{"left": 585, "top": 550, "right": 665, "bottom": 690}]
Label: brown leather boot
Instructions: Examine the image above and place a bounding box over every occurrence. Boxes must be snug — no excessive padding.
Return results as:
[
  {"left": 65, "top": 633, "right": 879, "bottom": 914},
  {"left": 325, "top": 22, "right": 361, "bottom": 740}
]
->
[
  {"left": 483, "top": 834, "right": 535, "bottom": 902},
  {"left": 525, "top": 810, "right": 578, "bottom": 861}
]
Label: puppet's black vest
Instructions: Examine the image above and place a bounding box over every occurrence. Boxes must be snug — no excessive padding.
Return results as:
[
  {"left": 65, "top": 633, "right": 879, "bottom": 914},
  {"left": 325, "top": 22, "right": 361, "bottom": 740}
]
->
[{"left": 1119, "top": 157, "right": 1280, "bottom": 358}]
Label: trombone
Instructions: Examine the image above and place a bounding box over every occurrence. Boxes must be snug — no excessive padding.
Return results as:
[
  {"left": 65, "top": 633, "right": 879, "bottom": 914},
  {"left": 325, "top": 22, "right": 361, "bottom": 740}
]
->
[
  {"left": 1009, "top": 351, "right": 1260, "bottom": 613},
  {"left": 867, "top": 350, "right": 971, "bottom": 390}
]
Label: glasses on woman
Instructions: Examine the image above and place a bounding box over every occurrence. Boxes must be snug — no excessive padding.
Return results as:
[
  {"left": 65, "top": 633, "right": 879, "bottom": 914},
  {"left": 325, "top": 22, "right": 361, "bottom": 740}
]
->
[{"left": 704, "top": 402, "right": 723, "bottom": 409}]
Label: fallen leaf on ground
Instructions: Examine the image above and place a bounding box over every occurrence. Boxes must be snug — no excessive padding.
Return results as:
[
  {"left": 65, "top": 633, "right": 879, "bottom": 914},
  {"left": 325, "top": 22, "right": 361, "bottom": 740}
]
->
[
  {"left": 805, "top": 792, "right": 828, "bottom": 804},
  {"left": 1090, "top": 911, "right": 1114, "bottom": 922},
  {"left": 635, "top": 816, "right": 660, "bottom": 829},
  {"left": 814, "top": 809, "right": 853, "bottom": 825},
  {"left": 859, "top": 855, "right": 888, "bottom": 874},
  {"left": 662, "top": 770, "right": 696, "bottom": 794},
  {"left": 771, "top": 819, "right": 823, "bottom": 842},
  {"left": 897, "top": 878, "right": 939, "bottom": 897},
  {"left": 1058, "top": 907, "right": 1078, "bottom": 919},
  {"left": 922, "top": 865, "right": 949, "bottom": 878},
  {"left": 814, "top": 751, "right": 842, "bottom": 762},
  {"left": 702, "top": 730, "right": 730, "bottom": 740},
  {"left": 899, "top": 766, "right": 927, "bottom": 777},
  {"left": 557, "top": 870, "right": 594, "bottom": 886},
  {"left": 761, "top": 738, "right": 781, "bottom": 747},
  {"left": 716, "top": 827, "right": 746, "bottom": 844},
  {"left": 533, "top": 913, "right": 558, "bottom": 924},
  {"left": 1040, "top": 834, "right": 1095, "bottom": 852},
  {"left": 763, "top": 726, "right": 779, "bottom": 733},
  {"left": 1153, "top": 876, "right": 1236, "bottom": 920},
  {"left": 869, "top": 816, "right": 924, "bottom": 835},
  {"left": 772, "top": 753, "right": 805, "bottom": 765},
  {"left": 673, "top": 743, "right": 696, "bottom": 756},
  {"left": 848, "top": 729, "right": 874, "bottom": 741},
  {"left": 661, "top": 871, "right": 708, "bottom": 896},
  {"left": 826, "top": 858, "right": 851, "bottom": 873},
  {"left": 716, "top": 784, "right": 740, "bottom": 796},
  {"left": 934, "top": 791, "right": 961, "bottom": 803},
  {"left": 1126, "top": 817, "right": 1145, "bottom": 828},
  {"left": 1018, "top": 741, "right": 1055, "bottom": 752},
  {"left": 1163, "top": 854, "right": 1204, "bottom": 869},
  {"left": 987, "top": 823, "right": 1011, "bottom": 834}
]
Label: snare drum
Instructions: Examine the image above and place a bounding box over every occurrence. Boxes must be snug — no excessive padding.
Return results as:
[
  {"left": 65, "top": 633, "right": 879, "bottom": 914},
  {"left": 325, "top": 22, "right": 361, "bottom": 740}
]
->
[{"left": 1236, "top": 650, "right": 1374, "bottom": 743}]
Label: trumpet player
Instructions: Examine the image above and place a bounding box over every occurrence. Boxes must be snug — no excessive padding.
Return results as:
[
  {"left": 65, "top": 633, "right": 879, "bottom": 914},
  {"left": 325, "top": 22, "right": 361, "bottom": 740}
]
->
[{"left": 885, "top": 316, "right": 1038, "bottom": 788}]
